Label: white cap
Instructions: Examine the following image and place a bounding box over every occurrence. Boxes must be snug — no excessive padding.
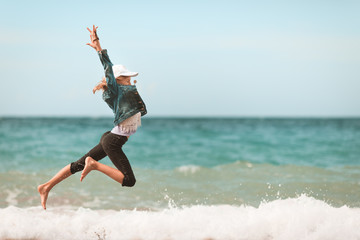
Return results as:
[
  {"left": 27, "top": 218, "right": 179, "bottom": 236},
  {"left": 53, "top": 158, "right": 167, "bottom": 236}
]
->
[{"left": 112, "top": 65, "right": 138, "bottom": 78}]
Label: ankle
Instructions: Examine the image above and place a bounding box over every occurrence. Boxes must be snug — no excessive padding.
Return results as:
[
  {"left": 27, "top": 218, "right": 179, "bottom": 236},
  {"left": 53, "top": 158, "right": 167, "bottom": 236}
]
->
[
  {"left": 92, "top": 161, "right": 98, "bottom": 171},
  {"left": 39, "top": 183, "right": 51, "bottom": 192}
]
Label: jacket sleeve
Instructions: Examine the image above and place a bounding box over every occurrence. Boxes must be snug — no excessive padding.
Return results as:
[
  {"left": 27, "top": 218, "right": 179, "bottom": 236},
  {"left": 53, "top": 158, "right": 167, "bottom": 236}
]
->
[{"left": 97, "top": 49, "right": 118, "bottom": 96}]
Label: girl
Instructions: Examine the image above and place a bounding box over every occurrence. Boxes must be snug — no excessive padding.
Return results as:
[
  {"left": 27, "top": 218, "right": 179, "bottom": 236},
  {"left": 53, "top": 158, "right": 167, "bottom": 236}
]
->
[{"left": 37, "top": 25, "right": 147, "bottom": 210}]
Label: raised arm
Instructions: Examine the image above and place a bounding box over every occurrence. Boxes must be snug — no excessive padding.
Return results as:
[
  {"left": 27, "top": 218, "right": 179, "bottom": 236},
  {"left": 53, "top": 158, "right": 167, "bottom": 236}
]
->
[
  {"left": 86, "top": 25, "right": 118, "bottom": 96},
  {"left": 86, "top": 25, "right": 102, "bottom": 52}
]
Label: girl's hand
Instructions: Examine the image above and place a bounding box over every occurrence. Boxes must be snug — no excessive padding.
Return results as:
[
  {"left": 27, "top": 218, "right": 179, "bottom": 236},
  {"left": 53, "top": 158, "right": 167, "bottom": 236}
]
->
[{"left": 86, "top": 25, "right": 102, "bottom": 51}]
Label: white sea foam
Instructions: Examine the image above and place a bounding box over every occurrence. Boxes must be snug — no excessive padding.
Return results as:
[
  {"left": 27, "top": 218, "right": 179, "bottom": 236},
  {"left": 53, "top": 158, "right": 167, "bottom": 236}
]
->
[
  {"left": 5, "top": 188, "right": 21, "bottom": 206},
  {"left": 1, "top": 195, "right": 360, "bottom": 240},
  {"left": 176, "top": 165, "right": 201, "bottom": 174}
]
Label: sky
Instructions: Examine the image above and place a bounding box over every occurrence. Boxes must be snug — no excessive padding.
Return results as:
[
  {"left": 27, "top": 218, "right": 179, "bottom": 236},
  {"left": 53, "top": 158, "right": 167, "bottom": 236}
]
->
[{"left": 0, "top": 0, "right": 359, "bottom": 117}]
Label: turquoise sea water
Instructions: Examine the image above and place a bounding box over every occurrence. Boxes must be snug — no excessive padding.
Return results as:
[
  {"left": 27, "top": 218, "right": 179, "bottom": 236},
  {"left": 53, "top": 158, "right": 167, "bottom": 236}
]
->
[
  {"left": 1, "top": 117, "right": 360, "bottom": 239},
  {"left": 2, "top": 117, "right": 360, "bottom": 170}
]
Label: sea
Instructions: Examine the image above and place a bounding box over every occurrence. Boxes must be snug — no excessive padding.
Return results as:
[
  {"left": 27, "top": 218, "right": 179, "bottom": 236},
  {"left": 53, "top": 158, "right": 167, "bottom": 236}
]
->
[{"left": 0, "top": 117, "right": 359, "bottom": 240}]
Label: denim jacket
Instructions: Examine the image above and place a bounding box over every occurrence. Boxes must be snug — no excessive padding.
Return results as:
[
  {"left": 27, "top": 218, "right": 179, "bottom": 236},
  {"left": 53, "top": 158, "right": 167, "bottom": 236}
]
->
[{"left": 98, "top": 49, "right": 147, "bottom": 126}]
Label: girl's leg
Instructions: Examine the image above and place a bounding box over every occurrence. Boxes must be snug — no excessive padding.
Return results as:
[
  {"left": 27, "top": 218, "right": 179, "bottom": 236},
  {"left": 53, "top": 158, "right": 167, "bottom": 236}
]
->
[
  {"left": 37, "top": 132, "right": 109, "bottom": 210},
  {"left": 105, "top": 145, "right": 136, "bottom": 187},
  {"left": 80, "top": 156, "right": 125, "bottom": 184},
  {"left": 81, "top": 134, "right": 136, "bottom": 187},
  {"left": 37, "top": 164, "right": 72, "bottom": 210}
]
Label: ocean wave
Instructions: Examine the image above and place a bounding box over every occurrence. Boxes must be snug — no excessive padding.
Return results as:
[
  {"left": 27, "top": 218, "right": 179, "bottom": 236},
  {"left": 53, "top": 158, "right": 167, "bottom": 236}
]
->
[
  {"left": 2, "top": 162, "right": 360, "bottom": 210},
  {"left": 1, "top": 195, "right": 359, "bottom": 240}
]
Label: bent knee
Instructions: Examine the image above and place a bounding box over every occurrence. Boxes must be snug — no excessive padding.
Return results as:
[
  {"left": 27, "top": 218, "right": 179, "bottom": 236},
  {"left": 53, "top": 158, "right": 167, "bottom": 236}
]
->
[
  {"left": 123, "top": 177, "right": 136, "bottom": 187},
  {"left": 70, "top": 162, "right": 84, "bottom": 174}
]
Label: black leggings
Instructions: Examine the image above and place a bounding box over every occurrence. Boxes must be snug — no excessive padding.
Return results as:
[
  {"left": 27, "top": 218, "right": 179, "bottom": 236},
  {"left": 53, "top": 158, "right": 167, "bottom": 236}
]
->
[{"left": 70, "top": 131, "right": 136, "bottom": 187}]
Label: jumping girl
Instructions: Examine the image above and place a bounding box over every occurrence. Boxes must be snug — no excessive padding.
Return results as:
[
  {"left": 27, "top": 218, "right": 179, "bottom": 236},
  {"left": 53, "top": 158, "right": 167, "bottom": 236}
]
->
[{"left": 37, "top": 25, "right": 147, "bottom": 210}]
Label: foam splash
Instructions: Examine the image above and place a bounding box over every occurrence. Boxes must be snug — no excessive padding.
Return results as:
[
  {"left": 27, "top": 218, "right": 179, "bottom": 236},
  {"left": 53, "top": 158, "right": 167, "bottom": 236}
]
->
[
  {"left": 176, "top": 165, "right": 201, "bottom": 174},
  {"left": 1, "top": 195, "right": 360, "bottom": 240},
  {"left": 5, "top": 188, "right": 21, "bottom": 206}
]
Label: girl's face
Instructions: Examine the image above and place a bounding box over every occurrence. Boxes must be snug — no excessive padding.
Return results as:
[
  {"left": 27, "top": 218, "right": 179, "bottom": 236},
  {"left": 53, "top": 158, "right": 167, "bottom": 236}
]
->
[
  {"left": 116, "top": 76, "right": 131, "bottom": 85},
  {"left": 116, "top": 76, "right": 131, "bottom": 81}
]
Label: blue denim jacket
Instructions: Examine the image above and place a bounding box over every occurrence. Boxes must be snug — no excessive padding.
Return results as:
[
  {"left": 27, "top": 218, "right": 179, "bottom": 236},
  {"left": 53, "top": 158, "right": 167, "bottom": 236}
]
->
[{"left": 98, "top": 49, "right": 147, "bottom": 126}]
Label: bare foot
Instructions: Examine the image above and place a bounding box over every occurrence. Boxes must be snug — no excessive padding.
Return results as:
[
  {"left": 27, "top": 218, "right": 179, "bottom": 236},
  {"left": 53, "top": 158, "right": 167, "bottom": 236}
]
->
[
  {"left": 37, "top": 184, "right": 49, "bottom": 210},
  {"left": 80, "top": 157, "right": 97, "bottom": 182}
]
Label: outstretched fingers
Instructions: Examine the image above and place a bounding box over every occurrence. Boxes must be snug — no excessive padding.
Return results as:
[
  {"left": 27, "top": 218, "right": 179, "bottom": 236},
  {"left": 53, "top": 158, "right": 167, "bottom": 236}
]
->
[
  {"left": 87, "top": 25, "right": 98, "bottom": 34},
  {"left": 86, "top": 25, "right": 101, "bottom": 51}
]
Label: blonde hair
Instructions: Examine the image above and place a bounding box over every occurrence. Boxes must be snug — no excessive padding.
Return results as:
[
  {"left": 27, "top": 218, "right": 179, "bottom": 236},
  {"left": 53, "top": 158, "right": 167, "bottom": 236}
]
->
[{"left": 93, "top": 77, "right": 108, "bottom": 94}]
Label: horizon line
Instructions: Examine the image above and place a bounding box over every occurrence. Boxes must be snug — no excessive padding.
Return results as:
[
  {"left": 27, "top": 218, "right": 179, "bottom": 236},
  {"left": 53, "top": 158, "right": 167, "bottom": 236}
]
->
[{"left": 1, "top": 115, "right": 360, "bottom": 119}]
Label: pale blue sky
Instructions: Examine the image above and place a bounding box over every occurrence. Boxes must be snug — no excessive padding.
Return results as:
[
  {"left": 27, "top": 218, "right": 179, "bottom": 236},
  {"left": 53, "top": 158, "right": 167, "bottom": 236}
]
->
[{"left": 0, "top": 0, "right": 359, "bottom": 117}]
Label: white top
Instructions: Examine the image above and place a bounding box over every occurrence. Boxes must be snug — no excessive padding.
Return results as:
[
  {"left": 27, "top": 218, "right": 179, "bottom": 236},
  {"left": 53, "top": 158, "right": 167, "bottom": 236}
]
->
[{"left": 111, "top": 112, "right": 141, "bottom": 136}]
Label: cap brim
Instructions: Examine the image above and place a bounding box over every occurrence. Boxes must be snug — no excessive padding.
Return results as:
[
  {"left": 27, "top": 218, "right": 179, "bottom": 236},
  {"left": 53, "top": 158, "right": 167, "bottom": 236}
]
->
[{"left": 120, "top": 72, "right": 138, "bottom": 77}]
